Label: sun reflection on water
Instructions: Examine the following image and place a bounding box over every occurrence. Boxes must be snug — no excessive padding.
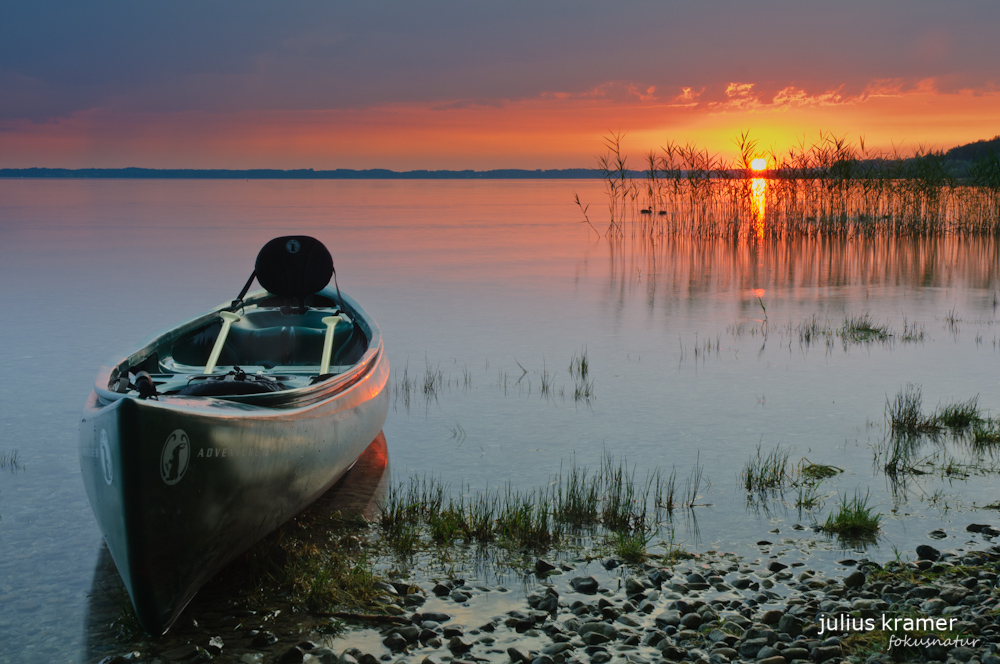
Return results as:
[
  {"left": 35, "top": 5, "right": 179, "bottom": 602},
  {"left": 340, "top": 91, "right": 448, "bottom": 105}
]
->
[{"left": 751, "top": 177, "right": 767, "bottom": 239}]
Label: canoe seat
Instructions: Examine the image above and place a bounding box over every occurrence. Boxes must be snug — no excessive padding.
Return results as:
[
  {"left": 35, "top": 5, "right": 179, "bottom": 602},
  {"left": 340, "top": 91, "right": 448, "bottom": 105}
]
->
[{"left": 171, "top": 310, "right": 366, "bottom": 369}]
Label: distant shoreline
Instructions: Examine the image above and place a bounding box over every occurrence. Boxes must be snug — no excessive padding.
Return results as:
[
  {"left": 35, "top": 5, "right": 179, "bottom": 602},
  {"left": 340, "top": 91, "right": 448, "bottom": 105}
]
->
[{"left": 0, "top": 167, "right": 604, "bottom": 180}]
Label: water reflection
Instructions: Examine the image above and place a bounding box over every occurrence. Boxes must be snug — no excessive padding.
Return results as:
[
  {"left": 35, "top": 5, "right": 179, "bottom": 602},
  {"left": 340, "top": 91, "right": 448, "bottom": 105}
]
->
[
  {"left": 602, "top": 231, "right": 1000, "bottom": 314},
  {"left": 83, "top": 433, "right": 390, "bottom": 659},
  {"left": 751, "top": 177, "right": 766, "bottom": 240}
]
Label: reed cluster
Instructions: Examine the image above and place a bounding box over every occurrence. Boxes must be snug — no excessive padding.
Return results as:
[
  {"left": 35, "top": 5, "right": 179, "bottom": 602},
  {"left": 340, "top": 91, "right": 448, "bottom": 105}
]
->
[
  {"left": 885, "top": 385, "right": 991, "bottom": 436},
  {"left": 816, "top": 491, "right": 882, "bottom": 544},
  {"left": 377, "top": 454, "right": 701, "bottom": 563},
  {"left": 590, "top": 132, "right": 1000, "bottom": 241},
  {"left": 740, "top": 445, "right": 842, "bottom": 494},
  {"left": 0, "top": 449, "right": 21, "bottom": 472}
]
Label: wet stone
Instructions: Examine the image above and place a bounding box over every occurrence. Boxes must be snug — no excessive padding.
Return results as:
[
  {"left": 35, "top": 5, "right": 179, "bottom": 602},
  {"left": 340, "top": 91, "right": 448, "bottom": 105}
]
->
[
  {"left": 654, "top": 610, "right": 682, "bottom": 627},
  {"left": 916, "top": 545, "right": 941, "bottom": 561},
  {"left": 737, "top": 637, "right": 768, "bottom": 658},
  {"left": 951, "top": 647, "right": 976, "bottom": 663},
  {"left": 760, "top": 609, "right": 782, "bottom": 624},
  {"left": 921, "top": 598, "right": 949, "bottom": 614},
  {"left": 507, "top": 646, "right": 531, "bottom": 663},
  {"left": 277, "top": 646, "right": 306, "bottom": 664},
  {"left": 251, "top": 631, "right": 278, "bottom": 648},
  {"left": 541, "top": 643, "right": 574, "bottom": 657},
  {"left": 571, "top": 577, "right": 600, "bottom": 594},
  {"left": 777, "top": 614, "right": 802, "bottom": 637},
  {"left": 756, "top": 646, "right": 781, "bottom": 660},
  {"left": 939, "top": 585, "right": 969, "bottom": 604},
  {"left": 844, "top": 570, "right": 866, "bottom": 588},
  {"left": 309, "top": 648, "right": 339, "bottom": 664},
  {"left": 396, "top": 625, "right": 420, "bottom": 642},
  {"left": 811, "top": 645, "right": 841, "bottom": 662},
  {"left": 617, "top": 614, "right": 641, "bottom": 627},
  {"left": 383, "top": 634, "right": 409, "bottom": 651},
  {"left": 660, "top": 645, "right": 687, "bottom": 660},
  {"left": 907, "top": 585, "right": 939, "bottom": 599},
  {"left": 782, "top": 647, "right": 809, "bottom": 660},
  {"left": 679, "top": 612, "right": 703, "bottom": 629},
  {"left": 535, "top": 558, "right": 557, "bottom": 574},
  {"left": 161, "top": 644, "right": 201, "bottom": 661}
]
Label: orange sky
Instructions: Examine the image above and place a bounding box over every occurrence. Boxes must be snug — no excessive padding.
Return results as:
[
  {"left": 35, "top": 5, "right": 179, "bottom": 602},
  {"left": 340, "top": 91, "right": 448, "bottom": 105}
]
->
[{"left": 1, "top": 2, "right": 998, "bottom": 170}]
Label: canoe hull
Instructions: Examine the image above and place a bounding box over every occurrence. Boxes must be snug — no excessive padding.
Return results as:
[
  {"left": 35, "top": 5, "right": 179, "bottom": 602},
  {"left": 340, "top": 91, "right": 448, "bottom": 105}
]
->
[{"left": 79, "top": 343, "right": 389, "bottom": 634}]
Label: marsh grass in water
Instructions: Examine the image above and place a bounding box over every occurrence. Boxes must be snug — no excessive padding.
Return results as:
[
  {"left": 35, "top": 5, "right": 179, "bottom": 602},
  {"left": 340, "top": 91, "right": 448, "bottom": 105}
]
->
[
  {"left": 740, "top": 443, "right": 791, "bottom": 493},
  {"left": 0, "top": 449, "right": 22, "bottom": 472},
  {"left": 375, "top": 454, "right": 701, "bottom": 564},
  {"left": 798, "top": 460, "right": 843, "bottom": 481},
  {"left": 886, "top": 384, "right": 994, "bottom": 437},
  {"left": 740, "top": 446, "right": 841, "bottom": 499},
  {"left": 840, "top": 313, "right": 891, "bottom": 344},
  {"left": 817, "top": 491, "right": 882, "bottom": 545},
  {"left": 971, "top": 417, "right": 1000, "bottom": 446},
  {"left": 569, "top": 348, "right": 594, "bottom": 402}
]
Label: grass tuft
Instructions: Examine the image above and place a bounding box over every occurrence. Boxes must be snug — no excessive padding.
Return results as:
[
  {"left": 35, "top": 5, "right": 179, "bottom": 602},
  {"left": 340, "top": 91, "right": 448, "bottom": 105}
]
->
[
  {"left": 886, "top": 384, "right": 939, "bottom": 434},
  {"left": 841, "top": 313, "right": 891, "bottom": 344},
  {"left": 798, "top": 460, "right": 843, "bottom": 481},
  {"left": 934, "top": 395, "right": 983, "bottom": 428},
  {"left": 0, "top": 449, "right": 22, "bottom": 472},
  {"left": 741, "top": 444, "right": 791, "bottom": 493},
  {"left": 817, "top": 491, "right": 882, "bottom": 544},
  {"left": 374, "top": 454, "right": 700, "bottom": 563}
]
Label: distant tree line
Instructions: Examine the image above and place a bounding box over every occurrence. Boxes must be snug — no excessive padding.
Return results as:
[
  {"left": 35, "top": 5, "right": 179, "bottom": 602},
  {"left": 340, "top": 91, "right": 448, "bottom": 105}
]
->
[{"left": 0, "top": 167, "right": 603, "bottom": 179}]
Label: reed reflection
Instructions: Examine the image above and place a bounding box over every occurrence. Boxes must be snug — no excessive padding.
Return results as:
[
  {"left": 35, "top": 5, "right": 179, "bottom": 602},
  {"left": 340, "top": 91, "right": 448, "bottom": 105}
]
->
[{"left": 602, "top": 233, "right": 1000, "bottom": 313}]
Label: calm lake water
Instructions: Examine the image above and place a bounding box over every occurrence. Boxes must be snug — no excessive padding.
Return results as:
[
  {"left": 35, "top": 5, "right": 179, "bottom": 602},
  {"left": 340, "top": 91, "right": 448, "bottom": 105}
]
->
[{"left": 1, "top": 178, "right": 999, "bottom": 662}]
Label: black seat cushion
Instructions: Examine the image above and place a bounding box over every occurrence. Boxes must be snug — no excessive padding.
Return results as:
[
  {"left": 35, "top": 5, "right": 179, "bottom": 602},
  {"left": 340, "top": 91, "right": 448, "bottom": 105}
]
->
[{"left": 255, "top": 236, "right": 333, "bottom": 298}]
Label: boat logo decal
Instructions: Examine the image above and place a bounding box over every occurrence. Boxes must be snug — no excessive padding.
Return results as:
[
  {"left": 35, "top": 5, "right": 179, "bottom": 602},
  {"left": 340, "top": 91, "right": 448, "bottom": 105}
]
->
[
  {"left": 285, "top": 238, "right": 301, "bottom": 254},
  {"left": 99, "top": 429, "right": 113, "bottom": 485},
  {"left": 160, "top": 429, "right": 191, "bottom": 485}
]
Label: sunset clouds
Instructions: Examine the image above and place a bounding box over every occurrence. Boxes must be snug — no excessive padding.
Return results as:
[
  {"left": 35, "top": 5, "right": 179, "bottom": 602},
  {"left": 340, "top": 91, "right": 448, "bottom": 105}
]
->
[{"left": 2, "top": 0, "right": 998, "bottom": 168}]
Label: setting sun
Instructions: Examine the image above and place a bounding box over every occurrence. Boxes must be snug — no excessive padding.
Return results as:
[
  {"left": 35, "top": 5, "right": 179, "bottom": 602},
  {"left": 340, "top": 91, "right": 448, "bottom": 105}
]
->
[{"left": 750, "top": 157, "right": 767, "bottom": 171}]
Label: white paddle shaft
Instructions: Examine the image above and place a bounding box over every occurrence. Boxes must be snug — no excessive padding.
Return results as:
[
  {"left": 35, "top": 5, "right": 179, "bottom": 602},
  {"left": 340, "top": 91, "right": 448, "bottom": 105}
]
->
[
  {"left": 205, "top": 311, "right": 241, "bottom": 374},
  {"left": 320, "top": 315, "right": 342, "bottom": 375}
]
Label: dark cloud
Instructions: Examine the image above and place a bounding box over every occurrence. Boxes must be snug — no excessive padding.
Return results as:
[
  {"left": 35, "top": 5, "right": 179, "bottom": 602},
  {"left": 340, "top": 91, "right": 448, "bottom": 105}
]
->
[{"left": 2, "top": 0, "right": 998, "bottom": 121}]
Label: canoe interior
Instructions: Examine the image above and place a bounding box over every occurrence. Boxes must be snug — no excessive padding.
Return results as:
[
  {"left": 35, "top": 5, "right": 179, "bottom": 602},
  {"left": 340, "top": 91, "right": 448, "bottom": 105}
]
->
[{"left": 103, "top": 289, "right": 372, "bottom": 401}]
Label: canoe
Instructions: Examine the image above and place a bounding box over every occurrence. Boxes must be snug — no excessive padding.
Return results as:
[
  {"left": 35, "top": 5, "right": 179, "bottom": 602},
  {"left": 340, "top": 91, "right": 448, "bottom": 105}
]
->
[{"left": 78, "top": 236, "right": 390, "bottom": 635}]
